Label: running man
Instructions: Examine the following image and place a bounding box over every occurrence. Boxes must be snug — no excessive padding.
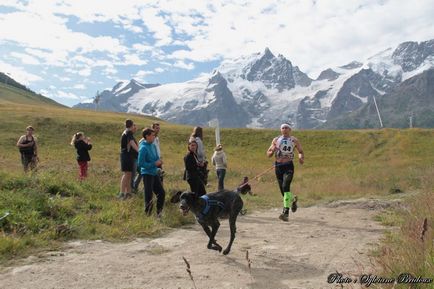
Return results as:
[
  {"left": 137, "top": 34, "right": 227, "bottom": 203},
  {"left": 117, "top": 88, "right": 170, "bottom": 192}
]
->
[{"left": 267, "top": 123, "right": 304, "bottom": 221}]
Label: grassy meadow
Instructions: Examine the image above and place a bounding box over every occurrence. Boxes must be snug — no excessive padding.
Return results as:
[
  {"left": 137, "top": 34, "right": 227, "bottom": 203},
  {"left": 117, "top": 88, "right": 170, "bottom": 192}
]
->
[{"left": 0, "top": 85, "right": 433, "bottom": 283}]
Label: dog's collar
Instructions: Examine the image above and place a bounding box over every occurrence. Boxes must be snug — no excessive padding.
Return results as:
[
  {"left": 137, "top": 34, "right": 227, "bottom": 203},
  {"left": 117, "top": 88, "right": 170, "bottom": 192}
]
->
[{"left": 197, "top": 195, "right": 225, "bottom": 220}]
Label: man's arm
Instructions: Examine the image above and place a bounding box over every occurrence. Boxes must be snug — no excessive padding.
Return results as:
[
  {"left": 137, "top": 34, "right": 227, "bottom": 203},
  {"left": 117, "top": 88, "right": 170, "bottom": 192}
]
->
[
  {"left": 129, "top": 139, "right": 138, "bottom": 152},
  {"left": 266, "top": 138, "right": 277, "bottom": 158},
  {"left": 295, "top": 138, "right": 304, "bottom": 165},
  {"left": 16, "top": 136, "right": 27, "bottom": 147}
]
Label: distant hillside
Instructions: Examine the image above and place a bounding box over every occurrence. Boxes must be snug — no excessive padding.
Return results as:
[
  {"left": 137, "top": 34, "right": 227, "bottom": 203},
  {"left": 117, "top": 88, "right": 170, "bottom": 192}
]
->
[
  {"left": 0, "top": 75, "right": 63, "bottom": 107},
  {"left": 0, "top": 72, "right": 34, "bottom": 93}
]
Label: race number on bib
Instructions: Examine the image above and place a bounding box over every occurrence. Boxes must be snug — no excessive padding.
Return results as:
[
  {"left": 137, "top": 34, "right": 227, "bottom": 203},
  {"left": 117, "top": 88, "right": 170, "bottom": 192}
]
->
[{"left": 277, "top": 138, "right": 294, "bottom": 158}]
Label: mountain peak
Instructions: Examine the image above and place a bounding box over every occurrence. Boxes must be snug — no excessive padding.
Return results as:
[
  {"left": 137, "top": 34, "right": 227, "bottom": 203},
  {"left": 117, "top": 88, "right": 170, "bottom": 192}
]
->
[
  {"left": 339, "top": 61, "right": 363, "bottom": 70},
  {"left": 208, "top": 70, "right": 227, "bottom": 86},
  {"left": 317, "top": 68, "right": 340, "bottom": 81},
  {"left": 263, "top": 47, "right": 274, "bottom": 59},
  {"left": 264, "top": 47, "right": 274, "bottom": 57},
  {"left": 392, "top": 39, "right": 434, "bottom": 72}
]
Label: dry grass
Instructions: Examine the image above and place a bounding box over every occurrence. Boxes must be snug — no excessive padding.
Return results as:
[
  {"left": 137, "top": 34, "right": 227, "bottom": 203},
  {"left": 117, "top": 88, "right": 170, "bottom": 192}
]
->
[{"left": 375, "top": 192, "right": 433, "bottom": 288}]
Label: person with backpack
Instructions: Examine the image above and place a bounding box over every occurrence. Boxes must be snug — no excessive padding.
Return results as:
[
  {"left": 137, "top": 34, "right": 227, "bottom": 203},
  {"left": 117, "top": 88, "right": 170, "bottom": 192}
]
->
[
  {"left": 16, "top": 126, "right": 38, "bottom": 172},
  {"left": 184, "top": 140, "right": 207, "bottom": 196},
  {"left": 71, "top": 132, "right": 92, "bottom": 180},
  {"left": 267, "top": 123, "right": 304, "bottom": 222},
  {"left": 211, "top": 144, "right": 227, "bottom": 190}
]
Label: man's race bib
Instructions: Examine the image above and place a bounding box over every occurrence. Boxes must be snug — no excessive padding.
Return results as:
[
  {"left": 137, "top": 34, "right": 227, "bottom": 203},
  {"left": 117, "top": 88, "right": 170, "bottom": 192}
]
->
[{"left": 276, "top": 136, "right": 294, "bottom": 160}]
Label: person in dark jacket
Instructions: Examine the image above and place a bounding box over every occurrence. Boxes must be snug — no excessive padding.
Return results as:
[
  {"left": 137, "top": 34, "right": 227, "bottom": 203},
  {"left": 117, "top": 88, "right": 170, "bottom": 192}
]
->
[
  {"left": 189, "top": 126, "right": 208, "bottom": 185},
  {"left": 184, "top": 140, "right": 206, "bottom": 196},
  {"left": 71, "top": 132, "right": 92, "bottom": 180}
]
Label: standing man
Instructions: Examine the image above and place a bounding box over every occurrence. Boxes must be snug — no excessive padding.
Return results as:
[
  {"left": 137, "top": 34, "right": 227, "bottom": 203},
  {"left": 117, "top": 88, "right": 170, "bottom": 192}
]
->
[
  {"left": 17, "top": 126, "right": 38, "bottom": 172},
  {"left": 152, "top": 123, "right": 165, "bottom": 181},
  {"left": 267, "top": 123, "right": 304, "bottom": 222},
  {"left": 119, "top": 119, "right": 138, "bottom": 200}
]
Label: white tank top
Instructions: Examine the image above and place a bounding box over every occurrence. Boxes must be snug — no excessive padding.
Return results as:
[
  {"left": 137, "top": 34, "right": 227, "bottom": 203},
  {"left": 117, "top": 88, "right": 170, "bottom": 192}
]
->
[{"left": 274, "top": 135, "right": 296, "bottom": 161}]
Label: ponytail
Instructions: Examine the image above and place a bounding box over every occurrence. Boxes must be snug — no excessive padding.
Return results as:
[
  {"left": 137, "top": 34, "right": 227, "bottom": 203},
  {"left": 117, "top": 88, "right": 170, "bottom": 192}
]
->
[{"left": 71, "top": 132, "right": 83, "bottom": 145}]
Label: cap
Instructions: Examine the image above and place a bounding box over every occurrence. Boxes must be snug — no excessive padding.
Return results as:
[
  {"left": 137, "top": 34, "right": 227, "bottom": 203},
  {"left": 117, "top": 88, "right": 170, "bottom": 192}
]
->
[{"left": 280, "top": 123, "right": 291, "bottom": 129}]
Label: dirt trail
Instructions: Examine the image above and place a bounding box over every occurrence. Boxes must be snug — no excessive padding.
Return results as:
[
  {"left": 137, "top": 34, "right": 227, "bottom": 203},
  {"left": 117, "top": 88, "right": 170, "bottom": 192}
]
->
[{"left": 0, "top": 199, "right": 395, "bottom": 289}]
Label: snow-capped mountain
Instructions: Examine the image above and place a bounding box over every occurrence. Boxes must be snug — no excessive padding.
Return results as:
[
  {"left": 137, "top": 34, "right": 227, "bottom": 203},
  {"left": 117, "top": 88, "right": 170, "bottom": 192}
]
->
[
  {"left": 74, "top": 79, "right": 160, "bottom": 112},
  {"left": 74, "top": 39, "right": 434, "bottom": 129}
]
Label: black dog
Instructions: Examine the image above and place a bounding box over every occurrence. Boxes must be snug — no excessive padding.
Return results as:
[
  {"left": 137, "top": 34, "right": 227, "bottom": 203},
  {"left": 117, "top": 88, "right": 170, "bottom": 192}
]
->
[
  {"left": 170, "top": 190, "right": 243, "bottom": 255},
  {"left": 237, "top": 176, "right": 254, "bottom": 196}
]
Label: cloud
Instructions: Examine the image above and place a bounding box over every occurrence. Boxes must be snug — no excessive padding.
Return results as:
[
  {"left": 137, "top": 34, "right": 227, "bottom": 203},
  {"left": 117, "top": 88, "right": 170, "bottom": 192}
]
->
[
  {"left": 40, "top": 88, "right": 81, "bottom": 100},
  {"left": 103, "top": 67, "right": 118, "bottom": 76},
  {"left": 121, "top": 54, "right": 148, "bottom": 66},
  {"left": 0, "top": 11, "right": 127, "bottom": 54},
  {"left": 134, "top": 70, "right": 154, "bottom": 80},
  {"left": 73, "top": 84, "right": 86, "bottom": 89},
  {"left": 56, "top": 90, "right": 82, "bottom": 100},
  {"left": 173, "top": 60, "right": 195, "bottom": 70},
  {"left": 1, "top": 0, "right": 434, "bottom": 106},
  {"left": 133, "top": 43, "right": 153, "bottom": 52},
  {"left": 10, "top": 52, "right": 41, "bottom": 65},
  {"left": 78, "top": 67, "right": 92, "bottom": 77},
  {"left": 139, "top": 7, "right": 173, "bottom": 46},
  {"left": 161, "top": 0, "right": 434, "bottom": 75},
  {"left": 0, "top": 60, "right": 42, "bottom": 85}
]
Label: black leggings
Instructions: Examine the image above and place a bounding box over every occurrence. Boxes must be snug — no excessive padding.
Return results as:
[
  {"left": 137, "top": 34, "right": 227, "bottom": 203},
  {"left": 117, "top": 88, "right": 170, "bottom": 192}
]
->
[
  {"left": 187, "top": 177, "right": 207, "bottom": 196},
  {"left": 143, "top": 174, "right": 166, "bottom": 215},
  {"left": 275, "top": 162, "right": 294, "bottom": 196}
]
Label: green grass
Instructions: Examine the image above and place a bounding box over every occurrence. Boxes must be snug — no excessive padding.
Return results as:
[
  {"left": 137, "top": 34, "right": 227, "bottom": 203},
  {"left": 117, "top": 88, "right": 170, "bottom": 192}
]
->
[
  {"left": 0, "top": 86, "right": 433, "bottom": 275},
  {"left": 373, "top": 192, "right": 433, "bottom": 289},
  {"left": 0, "top": 82, "right": 63, "bottom": 107}
]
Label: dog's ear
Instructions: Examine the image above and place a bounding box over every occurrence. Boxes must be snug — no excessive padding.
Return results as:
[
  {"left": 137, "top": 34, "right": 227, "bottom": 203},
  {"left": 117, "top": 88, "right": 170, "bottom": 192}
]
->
[{"left": 170, "top": 191, "right": 183, "bottom": 203}]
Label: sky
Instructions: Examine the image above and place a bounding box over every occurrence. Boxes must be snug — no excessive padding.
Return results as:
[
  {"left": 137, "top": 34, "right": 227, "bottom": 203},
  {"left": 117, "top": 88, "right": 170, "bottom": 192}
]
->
[{"left": 1, "top": 0, "right": 433, "bottom": 107}]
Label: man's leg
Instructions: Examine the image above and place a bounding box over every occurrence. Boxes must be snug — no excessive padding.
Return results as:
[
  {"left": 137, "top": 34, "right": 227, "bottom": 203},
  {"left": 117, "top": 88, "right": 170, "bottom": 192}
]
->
[
  {"left": 130, "top": 161, "right": 137, "bottom": 191},
  {"left": 280, "top": 168, "right": 295, "bottom": 221}
]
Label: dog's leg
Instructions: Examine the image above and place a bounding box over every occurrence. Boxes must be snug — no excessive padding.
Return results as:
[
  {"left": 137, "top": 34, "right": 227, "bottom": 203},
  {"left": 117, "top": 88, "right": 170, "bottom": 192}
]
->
[
  {"left": 223, "top": 215, "right": 237, "bottom": 255},
  {"left": 209, "top": 221, "right": 222, "bottom": 252},
  {"left": 223, "top": 200, "right": 242, "bottom": 255},
  {"left": 201, "top": 222, "right": 222, "bottom": 252}
]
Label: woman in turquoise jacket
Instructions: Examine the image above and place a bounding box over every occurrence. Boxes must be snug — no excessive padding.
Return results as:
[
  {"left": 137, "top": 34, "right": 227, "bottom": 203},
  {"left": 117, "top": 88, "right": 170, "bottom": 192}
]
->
[{"left": 138, "top": 127, "right": 165, "bottom": 217}]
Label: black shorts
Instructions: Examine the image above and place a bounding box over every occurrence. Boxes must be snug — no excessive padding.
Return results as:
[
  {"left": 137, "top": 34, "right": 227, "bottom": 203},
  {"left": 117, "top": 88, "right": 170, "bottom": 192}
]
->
[{"left": 120, "top": 152, "right": 135, "bottom": 172}]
